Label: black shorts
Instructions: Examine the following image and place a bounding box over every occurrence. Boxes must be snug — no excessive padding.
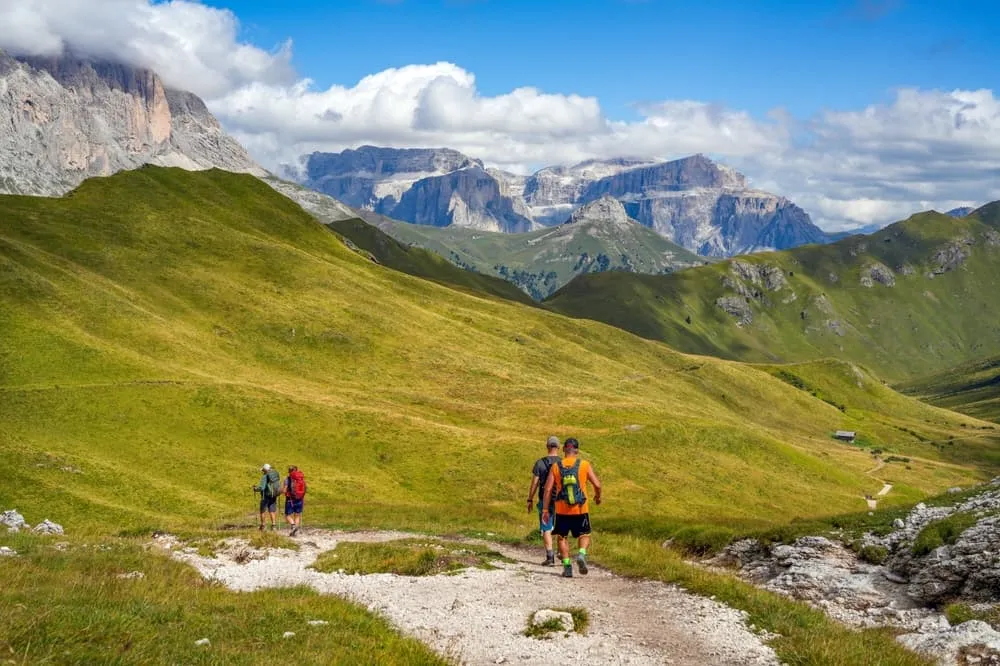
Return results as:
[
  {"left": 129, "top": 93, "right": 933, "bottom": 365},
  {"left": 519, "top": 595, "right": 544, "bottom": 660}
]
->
[
  {"left": 553, "top": 513, "right": 591, "bottom": 538},
  {"left": 259, "top": 497, "right": 277, "bottom": 513}
]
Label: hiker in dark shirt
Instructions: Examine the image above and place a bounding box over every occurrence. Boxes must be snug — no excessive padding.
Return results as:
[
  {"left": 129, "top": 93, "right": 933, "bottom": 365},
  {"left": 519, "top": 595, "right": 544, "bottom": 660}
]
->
[
  {"left": 253, "top": 464, "right": 281, "bottom": 531},
  {"left": 526, "top": 436, "right": 561, "bottom": 566}
]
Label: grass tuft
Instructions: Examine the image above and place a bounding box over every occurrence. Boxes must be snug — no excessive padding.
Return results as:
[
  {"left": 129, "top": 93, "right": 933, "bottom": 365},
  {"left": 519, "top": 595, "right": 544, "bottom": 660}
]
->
[
  {"left": 310, "top": 539, "right": 510, "bottom": 576},
  {"left": 911, "top": 512, "right": 979, "bottom": 556}
]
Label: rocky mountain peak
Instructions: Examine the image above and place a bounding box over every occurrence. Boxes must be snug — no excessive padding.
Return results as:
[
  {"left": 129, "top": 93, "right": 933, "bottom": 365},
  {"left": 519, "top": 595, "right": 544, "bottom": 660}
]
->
[
  {"left": 0, "top": 50, "right": 264, "bottom": 196},
  {"left": 305, "top": 145, "right": 481, "bottom": 181},
  {"left": 567, "top": 195, "right": 632, "bottom": 228}
]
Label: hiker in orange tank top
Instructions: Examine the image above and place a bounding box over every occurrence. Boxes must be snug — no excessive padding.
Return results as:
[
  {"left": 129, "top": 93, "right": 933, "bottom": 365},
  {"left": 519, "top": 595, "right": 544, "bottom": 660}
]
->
[{"left": 541, "top": 438, "right": 602, "bottom": 578}]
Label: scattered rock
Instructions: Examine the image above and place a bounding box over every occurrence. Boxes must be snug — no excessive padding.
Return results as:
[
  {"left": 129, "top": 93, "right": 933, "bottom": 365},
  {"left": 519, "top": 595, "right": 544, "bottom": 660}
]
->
[
  {"left": 117, "top": 571, "right": 145, "bottom": 580},
  {"left": 0, "top": 546, "right": 16, "bottom": 557},
  {"left": 531, "top": 609, "right": 575, "bottom": 633},
  {"left": 898, "top": 621, "right": 1000, "bottom": 666},
  {"left": 931, "top": 237, "right": 974, "bottom": 274},
  {"left": 32, "top": 519, "right": 64, "bottom": 535},
  {"left": 307, "top": 620, "right": 328, "bottom": 626},
  {"left": 623, "top": 424, "right": 643, "bottom": 432},
  {"left": 861, "top": 262, "right": 895, "bottom": 287},
  {"left": 716, "top": 296, "right": 753, "bottom": 327},
  {"left": 950, "top": 487, "right": 964, "bottom": 494},
  {"left": 1, "top": 510, "right": 28, "bottom": 533},
  {"left": 730, "top": 261, "right": 787, "bottom": 292},
  {"left": 893, "top": 518, "right": 906, "bottom": 529},
  {"left": 194, "top": 638, "right": 210, "bottom": 647},
  {"left": 282, "top": 631, "right": 295, "bottom": 639}
]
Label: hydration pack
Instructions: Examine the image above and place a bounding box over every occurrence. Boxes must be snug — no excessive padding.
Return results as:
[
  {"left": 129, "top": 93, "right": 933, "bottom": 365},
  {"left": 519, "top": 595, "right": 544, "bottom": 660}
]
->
[{"left": 556, "top": 459, "right": 586, "bottom": 507}]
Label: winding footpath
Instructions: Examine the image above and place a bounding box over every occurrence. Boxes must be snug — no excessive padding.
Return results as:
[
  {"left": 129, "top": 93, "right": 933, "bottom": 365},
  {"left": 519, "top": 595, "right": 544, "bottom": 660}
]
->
[{"left": 161, "top": 530, "right": 779, "bottom": 666}]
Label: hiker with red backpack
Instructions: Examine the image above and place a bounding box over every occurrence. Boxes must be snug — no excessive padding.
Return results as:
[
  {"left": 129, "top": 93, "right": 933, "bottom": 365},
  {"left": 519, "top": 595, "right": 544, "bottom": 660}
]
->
[{"left": 283, "top": 465, "right": 307, "bottom": 536}]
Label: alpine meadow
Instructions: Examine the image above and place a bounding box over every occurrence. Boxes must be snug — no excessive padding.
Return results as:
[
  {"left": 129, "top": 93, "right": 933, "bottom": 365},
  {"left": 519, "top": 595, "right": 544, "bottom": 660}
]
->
[{"left": 4, "top": 3, "right": 1000, "bottom": 662}]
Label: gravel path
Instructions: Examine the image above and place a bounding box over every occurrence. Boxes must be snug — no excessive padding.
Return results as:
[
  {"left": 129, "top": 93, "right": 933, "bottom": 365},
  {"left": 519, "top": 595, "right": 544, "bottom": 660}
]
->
[{"left": 163, "top": 530, "right": 780, "bottom": 666}]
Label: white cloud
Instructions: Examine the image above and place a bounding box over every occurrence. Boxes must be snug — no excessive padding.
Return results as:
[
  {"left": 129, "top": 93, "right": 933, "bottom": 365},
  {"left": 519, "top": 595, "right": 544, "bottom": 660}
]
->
[
  {"left": 0, "top": 0, "right": 295, "bottom": 98},
  {"left": 1, "top": 0, "right": 998, "bottom": 230}
]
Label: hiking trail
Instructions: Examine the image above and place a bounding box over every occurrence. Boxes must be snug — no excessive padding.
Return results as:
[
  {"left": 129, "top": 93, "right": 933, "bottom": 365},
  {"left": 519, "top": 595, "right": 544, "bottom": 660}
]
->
[
  {"left": 863, "top": 458, "right": 893, "bottom": 509},
  {"left": 159, "top": 530, "right": 779, "bottom": 666}
]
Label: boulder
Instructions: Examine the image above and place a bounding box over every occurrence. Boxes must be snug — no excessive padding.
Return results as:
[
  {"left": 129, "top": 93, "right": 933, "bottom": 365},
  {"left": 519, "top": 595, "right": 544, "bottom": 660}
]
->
[
  {"left": 532, "top": 609, "right": 575, "bottom": 633},
  {"left": 32, "top": 519, "right": 64, "bottom": 535},
  {"left": 897, "top": 621, "right": 1000, "bottom": 666},
  {"left": 1, "top": 509, "right": 28, "bottom": 532}
]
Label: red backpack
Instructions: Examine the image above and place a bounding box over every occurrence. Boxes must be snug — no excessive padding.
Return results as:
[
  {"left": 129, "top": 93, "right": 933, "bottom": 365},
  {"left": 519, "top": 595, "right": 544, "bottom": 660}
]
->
[{"left": 287, "top": 470, "right": 307, "bottom": 500}]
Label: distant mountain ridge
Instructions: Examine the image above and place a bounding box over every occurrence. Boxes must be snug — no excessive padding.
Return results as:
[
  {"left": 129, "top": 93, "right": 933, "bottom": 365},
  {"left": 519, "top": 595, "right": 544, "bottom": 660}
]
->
[
  {"left": 0, "top": 50, "right": 265, "bottom": 196},
  {"left": 296, "top": 146, "right": 828, "bottom": 257}
]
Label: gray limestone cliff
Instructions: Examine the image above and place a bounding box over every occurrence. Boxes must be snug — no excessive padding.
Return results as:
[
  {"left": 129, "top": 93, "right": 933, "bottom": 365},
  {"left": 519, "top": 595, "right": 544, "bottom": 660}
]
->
[
  {"left": 0, "top": 50, "right": 264, "bottom": 196},
  {"left": 302, "top": 146, "right": 534, "bottom": 233},
  {"left": 295, "top": 147, "right": 827, "bottom": 257}
]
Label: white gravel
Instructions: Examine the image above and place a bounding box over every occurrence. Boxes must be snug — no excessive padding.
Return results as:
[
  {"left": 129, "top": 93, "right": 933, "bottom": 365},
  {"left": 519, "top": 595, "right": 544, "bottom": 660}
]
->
[{"left": 163, "top": 530, "right": 780, "bottom": 666}]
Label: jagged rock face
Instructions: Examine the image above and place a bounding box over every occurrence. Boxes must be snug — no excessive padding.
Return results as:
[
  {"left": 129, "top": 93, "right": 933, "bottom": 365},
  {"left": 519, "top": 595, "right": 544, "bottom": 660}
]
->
[
  {"left": 390, "top": 166, "right": 534, "bottom": 233},
  {"left": 0, "top": 51, "right": 264, "bottom": 196},
  {"left": 566, "top": 195, "right": 631, "bottom": 228},
  {"left": 303, "top": 147, "right": 531, "bottom": 233},
  {"left": 296, "top": 147, "right": 827, "bottom": 257},
  {"left": 524, "top": 158, "right": 652, "bottom": 223}
]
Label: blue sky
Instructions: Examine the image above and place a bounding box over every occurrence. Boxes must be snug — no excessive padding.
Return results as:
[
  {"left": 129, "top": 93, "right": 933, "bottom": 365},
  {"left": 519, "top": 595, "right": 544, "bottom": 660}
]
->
[
  {"left": 3, "top": 0, "right": 998, "bottom": 228},
  {"left": 217, "top": 0, "right": 997, "bottom": 122}
]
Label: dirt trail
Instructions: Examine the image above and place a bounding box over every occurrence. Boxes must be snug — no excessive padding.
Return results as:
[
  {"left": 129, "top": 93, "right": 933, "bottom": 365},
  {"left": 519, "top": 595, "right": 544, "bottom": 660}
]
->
[
  {"left": 164, "top": 530, "right": 779, "bottom": 666},
  {"left": 863, "top": 459, "right": 893, "bottom": 508}
]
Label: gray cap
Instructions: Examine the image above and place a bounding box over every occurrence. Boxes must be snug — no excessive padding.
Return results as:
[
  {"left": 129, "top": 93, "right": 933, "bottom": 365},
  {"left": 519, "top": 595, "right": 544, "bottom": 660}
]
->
[{"left": 546, "top": 436, "right": 560, "bottom": 448}]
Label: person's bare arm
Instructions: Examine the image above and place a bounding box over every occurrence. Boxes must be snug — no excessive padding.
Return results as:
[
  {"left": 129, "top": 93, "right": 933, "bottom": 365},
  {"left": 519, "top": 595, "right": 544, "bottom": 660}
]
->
[
  {"left": 541, "top": 473, "right": 556, "bottom": 518},
  {"left": 587, "top": 466, "right": 602, "bottom": 505},
  {"left": 526, "top": 475, "right": 540, "bottom": 513}
]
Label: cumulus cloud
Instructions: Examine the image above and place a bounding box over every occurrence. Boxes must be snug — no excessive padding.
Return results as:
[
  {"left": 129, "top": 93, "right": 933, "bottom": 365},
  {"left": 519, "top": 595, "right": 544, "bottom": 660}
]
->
[
  {"left": 1, "top": 0, "right": 997, "bottom": 230},
  {"left": 0, "top": 0, "right": 295, "bottom": 98}
]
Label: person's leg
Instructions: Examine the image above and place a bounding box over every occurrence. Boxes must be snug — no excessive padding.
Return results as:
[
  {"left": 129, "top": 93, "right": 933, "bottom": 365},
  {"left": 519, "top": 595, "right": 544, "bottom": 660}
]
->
[
  {"left": 538, "top": 507, "right": 555, "bottom": 564},
  {"left": 576, "top": 515, "right": 592, "bottom": 575}
]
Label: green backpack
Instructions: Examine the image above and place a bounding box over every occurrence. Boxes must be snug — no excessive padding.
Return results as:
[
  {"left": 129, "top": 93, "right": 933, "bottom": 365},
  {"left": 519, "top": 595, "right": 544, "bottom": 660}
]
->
[
  {"left": 556, "top": 459, "right": 586, "bottom": 506},
  {"left": 265, "top": 469, "right": 281, "bottom": 498}
]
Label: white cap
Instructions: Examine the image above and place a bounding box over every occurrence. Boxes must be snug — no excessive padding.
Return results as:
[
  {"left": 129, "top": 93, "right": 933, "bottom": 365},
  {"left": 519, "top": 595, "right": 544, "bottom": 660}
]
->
[{"left": 261, "top": 463, "right": 271, "bottom": 471}]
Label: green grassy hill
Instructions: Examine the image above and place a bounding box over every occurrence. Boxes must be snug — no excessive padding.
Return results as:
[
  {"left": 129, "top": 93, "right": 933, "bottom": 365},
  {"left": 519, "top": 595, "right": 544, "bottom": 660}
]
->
[
  {"left": 900, "top": 356, "right": 1000, "bottom": 423},
  {"left": 326, "top": 217, "right": 535, "bottom": 305},
  {"left": 2, "top": 166, "right": 994, "bottom": 536},
  {"left": 3, "top": 167, "right": 998, "bottom": 664},
  {"left": 546, "top": 205, "right": 1000, "bottom": 382},
  {"left": 376, "top": 213, "right": 707, "bottom": 299}
]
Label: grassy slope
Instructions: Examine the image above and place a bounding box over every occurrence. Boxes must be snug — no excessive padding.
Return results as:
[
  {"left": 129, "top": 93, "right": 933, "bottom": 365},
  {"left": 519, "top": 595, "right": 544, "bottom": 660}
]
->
[
  {"left": 899, "top": 355, "right": 1000, "bottom": 423},
  {"left": 545, "top": 206, "right": 1000, "bottom": 382},
  {"left": 1, "top": 167, "right": 995, "bottom": 664},
  {"left": 1, "top": 167, "right": 993, "bottom": 539},
  {"left": 372, "top": 213, "right": 707, "bottom": 299},
  {"left": 326, "top": 217, "right": 535, "bottom": 305}
]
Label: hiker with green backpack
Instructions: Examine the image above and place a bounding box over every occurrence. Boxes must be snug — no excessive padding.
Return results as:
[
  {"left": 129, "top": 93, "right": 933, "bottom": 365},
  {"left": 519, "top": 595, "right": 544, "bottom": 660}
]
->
[
  {"left": 253, "top": 463, "right": 282, "bottom": 531},
  {"left": 541, "top": 438, "right": 603, "bottom": 578}
]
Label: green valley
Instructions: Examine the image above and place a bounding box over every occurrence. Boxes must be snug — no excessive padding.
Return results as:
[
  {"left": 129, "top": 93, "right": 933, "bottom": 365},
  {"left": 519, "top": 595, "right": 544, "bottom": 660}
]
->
[
  {"left": 546, "top": 204, "right": 1000, "bottom": 383},
  {"left": 900, "top": 356, "right": 1000, "bottom": 423},
  {"left": 2, "top": 167, "right": 997, "bottom": 665}
]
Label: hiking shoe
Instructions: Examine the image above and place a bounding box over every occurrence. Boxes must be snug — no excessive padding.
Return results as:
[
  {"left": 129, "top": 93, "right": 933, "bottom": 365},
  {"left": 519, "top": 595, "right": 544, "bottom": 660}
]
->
[
  {"left": 576, "top": 555, "right": 589, "bottom": 575},
  {"left": 290, "top": 525, "right": 299, "bottom": 536},
  {"left": 562, "top": 565, "right": 573, "bottom": 578},
  {"left": 541, "top": 557, "right": 555, "bottom": 567},
  {"left": 258, "top": 524, "right": 264, "bottom": 531}
]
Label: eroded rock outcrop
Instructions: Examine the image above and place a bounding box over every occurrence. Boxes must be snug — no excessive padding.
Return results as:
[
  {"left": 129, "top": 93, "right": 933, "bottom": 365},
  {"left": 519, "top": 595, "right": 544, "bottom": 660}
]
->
[
  {"left": 708, "top": 482, "right": 1000, "bottom": 665},
  {"left": 0, "top": 50, "right": 264, "bottom": 196}
]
